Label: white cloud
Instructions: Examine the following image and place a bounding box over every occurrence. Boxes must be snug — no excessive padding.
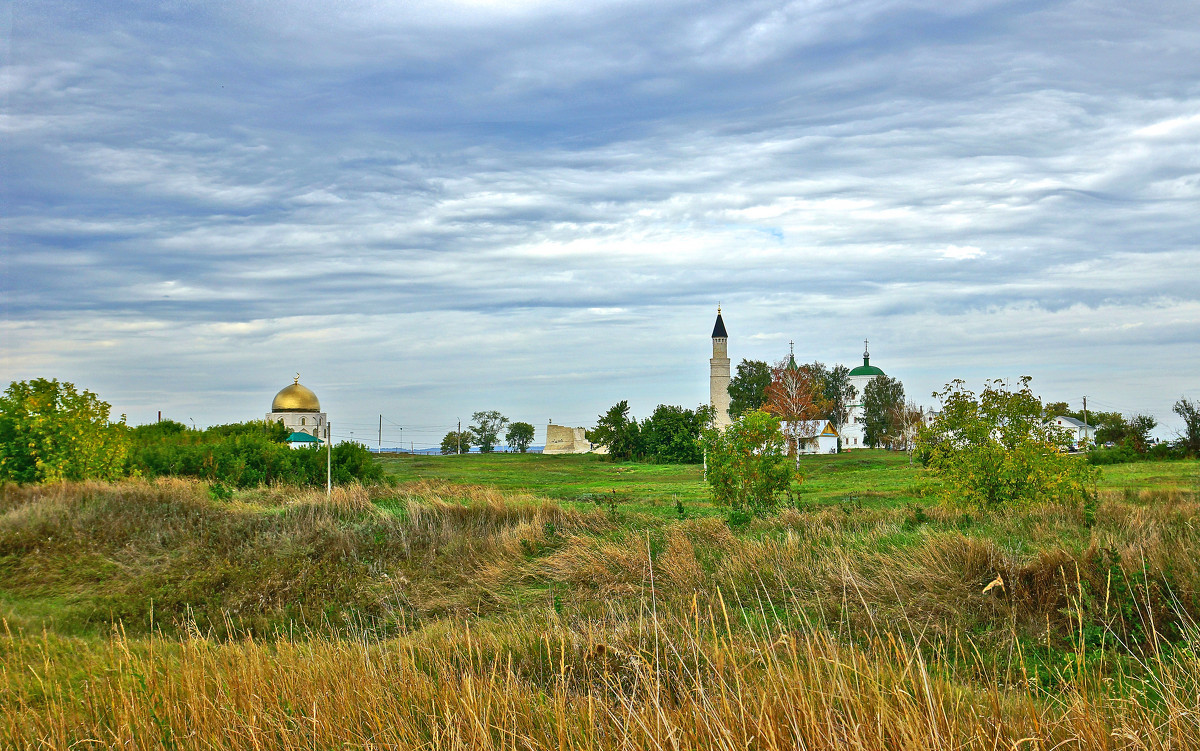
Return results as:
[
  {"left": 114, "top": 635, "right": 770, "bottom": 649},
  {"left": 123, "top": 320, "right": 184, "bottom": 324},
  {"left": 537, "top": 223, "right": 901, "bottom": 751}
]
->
[{"left": 2, "top": 0, "right": 1198, "bottom": 440}]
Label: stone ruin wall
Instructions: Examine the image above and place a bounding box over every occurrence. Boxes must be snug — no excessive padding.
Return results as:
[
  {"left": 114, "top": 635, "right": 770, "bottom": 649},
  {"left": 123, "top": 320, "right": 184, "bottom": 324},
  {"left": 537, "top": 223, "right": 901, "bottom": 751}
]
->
[{"left": 543, "top": 424, "right": 608, "bottom": 455}]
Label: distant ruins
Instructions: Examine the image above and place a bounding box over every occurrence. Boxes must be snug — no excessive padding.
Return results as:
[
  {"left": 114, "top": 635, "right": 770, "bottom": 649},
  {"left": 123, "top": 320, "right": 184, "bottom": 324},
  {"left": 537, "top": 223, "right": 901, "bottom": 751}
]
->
[{"left": 543, "top": 424, "right": 607, "bottom": 455}]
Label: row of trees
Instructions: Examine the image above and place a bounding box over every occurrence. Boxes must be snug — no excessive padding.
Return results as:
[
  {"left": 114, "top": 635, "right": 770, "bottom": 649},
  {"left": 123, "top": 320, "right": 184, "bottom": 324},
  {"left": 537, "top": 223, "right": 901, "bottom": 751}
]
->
[
  {"left": 729, "top": 357, "right": 913, "bottom": 451},
  {"left": 128, "top": 419, "right": 383, "bottom": 488},
  {"left": 0, "top": 378, "right": 382, "bottom": 487},
  {"left": 440, "top": 411, "right": 536, "bottom": 455},
  {"left": 700, "top": 377, "right": 1200, "bottom": 520},
  {"left": 701, "top": 377, "right": 1122, "bottom": 519},
  {"left": 1044, "top": 399, "right": 1200, "bottom": 459},
  {"left": 586, "top": 401, "right": 714, "bottom": 463}
]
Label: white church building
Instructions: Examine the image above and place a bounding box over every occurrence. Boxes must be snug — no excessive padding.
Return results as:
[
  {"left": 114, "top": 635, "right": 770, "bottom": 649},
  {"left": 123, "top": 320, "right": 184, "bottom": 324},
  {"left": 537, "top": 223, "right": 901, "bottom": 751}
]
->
[{"left": 839, "top": 340, "right": 886, "bottom": 450}]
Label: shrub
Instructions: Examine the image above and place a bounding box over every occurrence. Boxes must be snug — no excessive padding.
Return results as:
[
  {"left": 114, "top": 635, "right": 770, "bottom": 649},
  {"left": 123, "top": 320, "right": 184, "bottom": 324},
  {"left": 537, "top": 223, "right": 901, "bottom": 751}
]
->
[
  {"left": 127, "top": 422, "right": 385, "bottom": 488},
  {"left": 700, "top": 410, "right": 797, "bottom": 517},
  {"left": 1087, "top": 446, "right": 1139, "bottom": 465},
  {"left": 916, "top": 377, "right": 1097, "bottom": 511}
]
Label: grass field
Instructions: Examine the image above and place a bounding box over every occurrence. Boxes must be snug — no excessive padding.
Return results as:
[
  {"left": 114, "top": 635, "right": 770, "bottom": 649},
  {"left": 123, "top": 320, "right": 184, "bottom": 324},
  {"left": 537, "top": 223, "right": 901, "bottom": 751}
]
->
[
  {"left": 3, "top": 454, "right": 1200, "bottom": 749},
  {"left": 378, "top": 448, "right": 1200, "bottom": 513}
]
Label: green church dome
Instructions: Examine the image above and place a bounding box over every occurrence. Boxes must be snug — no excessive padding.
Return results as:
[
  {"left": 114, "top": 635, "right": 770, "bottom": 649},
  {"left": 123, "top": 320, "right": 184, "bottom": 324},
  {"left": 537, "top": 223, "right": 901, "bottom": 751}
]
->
[
  {"left": 848, "top": 362, "right": 885, "bottom": 377},
  {"left": 849, "top": 342, "right": 884, "bottom": 376}
]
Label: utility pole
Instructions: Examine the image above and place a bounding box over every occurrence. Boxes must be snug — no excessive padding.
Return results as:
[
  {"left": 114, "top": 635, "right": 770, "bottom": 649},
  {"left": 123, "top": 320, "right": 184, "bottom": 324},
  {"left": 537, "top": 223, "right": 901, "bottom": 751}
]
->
[
  {"left": 326, "top": 421, "right": 332, "bottom": 498},
  {"left": 457, "top": 419, "right": 462, "bottom": 455},
  {"left": 1083, "top": 396, "right": 1089, "bottom": 446},
  {"left": 378, "top": 415, "right": 382, "bottom": 451}
]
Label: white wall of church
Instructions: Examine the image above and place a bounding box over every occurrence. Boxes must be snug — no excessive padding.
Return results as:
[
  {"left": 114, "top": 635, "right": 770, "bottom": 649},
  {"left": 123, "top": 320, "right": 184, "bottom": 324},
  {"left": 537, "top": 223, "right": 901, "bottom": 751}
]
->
[
  {"left": 267, "top": 411, "right": 329, "bottom": 440},
  {"left": 839, "top": 373, "right": 877, "bottom": 450}
]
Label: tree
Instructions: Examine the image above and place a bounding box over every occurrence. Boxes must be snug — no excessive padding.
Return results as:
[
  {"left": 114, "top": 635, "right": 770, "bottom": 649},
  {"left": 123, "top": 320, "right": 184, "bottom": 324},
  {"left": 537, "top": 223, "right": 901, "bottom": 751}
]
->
[
  {"left": 818, "top": 363, "right": 854, "bottom": 433},
  {"left": 1128, "top": 414, "right": 1157, "bottom": 453},
  {"left": 1092, "top": 413, "right": 1130, "bottom": 446},
  {"left": 469, "top": 411, "right": 508, "bottom": 453},
  {"left": 894, "top": 399, "right": 926, "bottom": 455},
  {"left": 0, "top": 378, "right": 129, "bottom": 483},
  {"left": 1174, "top": 398, "right": 1200, "bottom": 455},
  {"left": 586, "top": 401, "right": 641, "bottom": 461},
  {"left": 505, "top": 422, "right": 535, "bottom": 453},
  {"left": 639, "top": 404, "right": 713, "bottom": 464},
  {"left": 1043, "top": 401, "right": 1071, "bottom": 418},
  {"left": 916, "top": 377, "right": 1097, "bottom": 511},
  {"left": 727, "top": 360, "right": 771, "bottom": 419},
  {"left": 700, "top": 410, "right": 796, "bottom": 517},
  {"left": 440, "top": 430, "right": 471, "bottom": 455},
  {"left": 862, "top": 375, "right": 905, "bottom": 448},
  {"left": 763, "top": 358, "right": 829, "bottom": 464}
]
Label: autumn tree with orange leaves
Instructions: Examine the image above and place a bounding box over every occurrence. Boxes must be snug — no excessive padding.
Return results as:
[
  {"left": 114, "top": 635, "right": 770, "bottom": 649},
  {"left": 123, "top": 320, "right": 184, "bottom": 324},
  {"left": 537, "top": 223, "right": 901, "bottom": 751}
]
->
[{"left": 763, "top": 355, "right": 830, "bottom": 465}]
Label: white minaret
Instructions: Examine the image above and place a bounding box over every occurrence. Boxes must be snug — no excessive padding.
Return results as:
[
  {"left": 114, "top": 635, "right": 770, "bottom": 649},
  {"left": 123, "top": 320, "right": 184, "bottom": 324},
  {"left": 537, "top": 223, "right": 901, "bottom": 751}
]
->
[{"left": 710, "top": 306, "right": 731, "bottom": 428}]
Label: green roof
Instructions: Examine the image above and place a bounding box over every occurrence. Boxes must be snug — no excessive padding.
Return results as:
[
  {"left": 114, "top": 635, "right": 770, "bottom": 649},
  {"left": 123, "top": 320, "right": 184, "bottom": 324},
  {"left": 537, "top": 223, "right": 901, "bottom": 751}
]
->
[
  {"left": 848, "top": 355, "right": 884, "bottom": 377},
  {"left": 286, "top": 431, "right": 323, "bottom": 444}
]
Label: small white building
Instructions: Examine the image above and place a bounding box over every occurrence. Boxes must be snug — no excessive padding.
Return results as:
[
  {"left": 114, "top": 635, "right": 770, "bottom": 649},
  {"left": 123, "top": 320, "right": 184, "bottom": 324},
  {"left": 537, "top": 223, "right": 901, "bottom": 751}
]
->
[
  {"left": 286, "top": 431, "right": 324, "bottom": 450},
  {"left": 798, "top": 421, "right": 840, "bottom": 454},
  {"left": 1049, "top": 415, "right": 1095, "bottom": 446}
]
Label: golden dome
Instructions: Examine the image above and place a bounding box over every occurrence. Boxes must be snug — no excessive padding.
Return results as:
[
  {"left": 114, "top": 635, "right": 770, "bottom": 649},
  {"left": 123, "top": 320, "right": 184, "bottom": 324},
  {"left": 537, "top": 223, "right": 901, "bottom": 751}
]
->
[{"left": 271, "top": 375, "right": 320, "bottom": 412}]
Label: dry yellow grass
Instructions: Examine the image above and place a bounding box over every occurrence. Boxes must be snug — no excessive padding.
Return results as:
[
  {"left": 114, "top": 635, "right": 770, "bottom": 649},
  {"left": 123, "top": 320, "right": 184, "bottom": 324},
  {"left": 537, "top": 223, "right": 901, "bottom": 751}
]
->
[
  {"left": 3, "top": 606, "right": 1199, "bottom": 750},
  {"left": 3, "top": 479, "right": 1200, "bottom": 749}
]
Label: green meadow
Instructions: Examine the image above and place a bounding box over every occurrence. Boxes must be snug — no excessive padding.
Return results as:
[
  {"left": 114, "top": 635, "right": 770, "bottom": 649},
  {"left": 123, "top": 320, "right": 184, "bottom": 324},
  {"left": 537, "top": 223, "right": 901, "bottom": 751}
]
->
[{"left": 378, "top": 448, "right": 1199, "bottom": 513}]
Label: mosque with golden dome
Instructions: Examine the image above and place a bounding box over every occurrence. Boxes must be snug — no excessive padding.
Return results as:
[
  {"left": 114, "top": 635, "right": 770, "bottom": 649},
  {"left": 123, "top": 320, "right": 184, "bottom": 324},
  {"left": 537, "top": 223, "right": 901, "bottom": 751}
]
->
[{"left": 267, "top": 375, "right": 329, "bottom": 443}]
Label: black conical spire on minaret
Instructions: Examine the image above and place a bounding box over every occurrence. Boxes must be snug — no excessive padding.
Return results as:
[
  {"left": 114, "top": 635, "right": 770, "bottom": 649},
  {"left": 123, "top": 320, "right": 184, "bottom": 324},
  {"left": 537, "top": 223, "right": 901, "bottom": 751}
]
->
[{"left": 712, "top": 305, "right": 728, "bottom": 338}]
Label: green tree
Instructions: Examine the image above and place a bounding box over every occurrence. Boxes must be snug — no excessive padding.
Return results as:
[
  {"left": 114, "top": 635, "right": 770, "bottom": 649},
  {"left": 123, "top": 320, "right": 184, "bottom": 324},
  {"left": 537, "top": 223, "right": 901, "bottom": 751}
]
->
[
  {"left": 1127, "top": 414, "right": 1157, "bottom": 453},
  {"left": 1174, "top": 398, "right": 1200, "bottom": 455},
  {"left": 815, "top": 363, "right": 853, "bottom": 433},
  {"left": 1091, "top": 413, "right": 1127, "bottom": 446},
  {"left": 586, "top": 400, "right": 641, "bottom": 461},
  {"left": 0, "top": 378, "right": 129, "bottom": 483},
  {"left": 862, "top": 375, "right": 905, "bottom": 448},
  {"left": 469, "top": 411, "right": 508, "bottom": 453},
  {"left": 440, "top": 430, "right": 471, "bottom": 455},
  {"left": 700, "top": 410, "right": 796, "bottom": 517},
  {"left": 916, "top": 377, "right": 1097, "bottom": 511},
  {"left": 727, "top": 359, "right": 771, "bottom": 418},
  {"left": 639, "top": 404, "right": 713, "bottom": 463},
  {"left": 505, "top": 422, "right": 535, "bottom": 453},
  {"left": 1043, "top": 401, "right": 1071, "bottom": 418}
]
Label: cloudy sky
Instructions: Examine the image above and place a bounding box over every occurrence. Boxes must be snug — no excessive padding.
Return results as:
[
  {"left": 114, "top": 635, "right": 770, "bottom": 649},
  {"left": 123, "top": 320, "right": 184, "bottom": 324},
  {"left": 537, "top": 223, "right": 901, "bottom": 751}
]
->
[{"left": 4, "top": 0, "right": 1198, "bottom": 447}]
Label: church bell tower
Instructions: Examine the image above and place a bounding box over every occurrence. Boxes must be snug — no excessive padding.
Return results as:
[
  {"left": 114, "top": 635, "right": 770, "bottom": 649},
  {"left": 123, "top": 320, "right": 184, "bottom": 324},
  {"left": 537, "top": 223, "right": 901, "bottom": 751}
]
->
[{"left": 710, "top": 306, "right": 731, "bottom": 428}]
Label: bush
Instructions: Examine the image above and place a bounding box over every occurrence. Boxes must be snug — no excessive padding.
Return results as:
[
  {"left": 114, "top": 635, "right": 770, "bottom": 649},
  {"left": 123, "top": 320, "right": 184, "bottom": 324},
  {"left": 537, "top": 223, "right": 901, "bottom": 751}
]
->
[
  {"left": 1087, "top": 446, "right": 1139, "bottom": 465},
  {"left": 916, "top": 377, "right": 1097, "bottom": 511},
  {"left": 700, "top": 410, "right": 797, "bottom": 517},
  {"left": 127, "top": 421, "right": 385, "bottom": 488}
]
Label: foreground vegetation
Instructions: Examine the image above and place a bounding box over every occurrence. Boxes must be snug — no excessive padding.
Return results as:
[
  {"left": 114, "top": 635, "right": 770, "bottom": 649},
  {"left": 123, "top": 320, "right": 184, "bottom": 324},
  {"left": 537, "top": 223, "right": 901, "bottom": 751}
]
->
[{"left": 3, "top": 453, "right": 1199, "bottom": 748}]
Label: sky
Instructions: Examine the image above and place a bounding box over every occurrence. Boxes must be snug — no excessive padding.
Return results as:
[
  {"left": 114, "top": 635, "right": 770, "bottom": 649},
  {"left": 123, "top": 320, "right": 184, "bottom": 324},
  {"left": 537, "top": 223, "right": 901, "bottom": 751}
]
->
[{"left": 3, "top": 0, "right": 1199, "bottom": 448}]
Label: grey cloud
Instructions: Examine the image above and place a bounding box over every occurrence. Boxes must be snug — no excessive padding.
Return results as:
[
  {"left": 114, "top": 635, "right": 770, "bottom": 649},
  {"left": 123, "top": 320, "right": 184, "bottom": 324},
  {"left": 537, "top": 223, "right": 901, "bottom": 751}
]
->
[{"left": 3, "top": 0, "right": 1198, "bottom": 436}]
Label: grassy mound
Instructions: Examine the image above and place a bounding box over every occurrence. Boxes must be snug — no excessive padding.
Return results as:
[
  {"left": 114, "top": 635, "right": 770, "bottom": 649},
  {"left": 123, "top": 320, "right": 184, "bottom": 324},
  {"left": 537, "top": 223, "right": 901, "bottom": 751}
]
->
[{"left": 3, "top": 466, "right": 1200, "bottom": 748}]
